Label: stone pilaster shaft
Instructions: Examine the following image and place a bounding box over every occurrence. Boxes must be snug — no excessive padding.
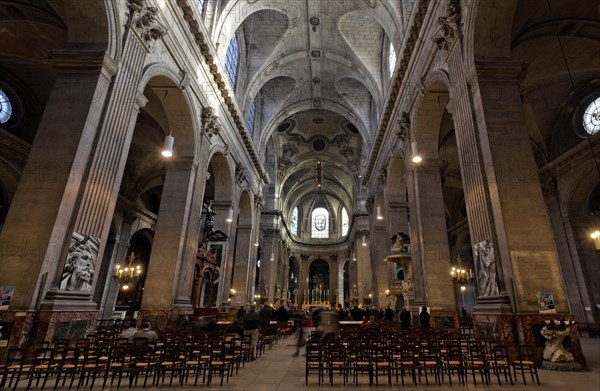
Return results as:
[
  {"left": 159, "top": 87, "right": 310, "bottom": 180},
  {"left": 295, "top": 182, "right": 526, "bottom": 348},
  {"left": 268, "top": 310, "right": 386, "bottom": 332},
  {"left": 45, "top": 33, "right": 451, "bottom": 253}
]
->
[
  {"left": 0, "top": 51, "right": 113, "bottom": 309},
  {"left": 141, "top": 158, "right": 199, "bottom": 310},
  {"left": 231, "top": 225, "right": 253, "bottom": 305},
  {"left": 469, "top": 60, "right": 568, "bottom": 313}
]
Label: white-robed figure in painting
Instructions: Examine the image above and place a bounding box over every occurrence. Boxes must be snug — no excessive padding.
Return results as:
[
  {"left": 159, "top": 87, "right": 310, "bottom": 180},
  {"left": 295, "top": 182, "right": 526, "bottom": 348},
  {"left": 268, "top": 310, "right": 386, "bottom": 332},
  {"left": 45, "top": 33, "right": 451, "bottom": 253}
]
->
[{"left": 60, "top": 233, "right": 100, "bottom": 292}]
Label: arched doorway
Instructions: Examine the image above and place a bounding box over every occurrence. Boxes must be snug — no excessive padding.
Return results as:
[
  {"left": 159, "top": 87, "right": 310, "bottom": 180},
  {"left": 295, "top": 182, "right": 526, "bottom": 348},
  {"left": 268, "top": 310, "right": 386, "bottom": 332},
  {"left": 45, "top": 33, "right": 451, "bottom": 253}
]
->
[{"left": 309, "top": 259, "right": 330, "bottom": 305}]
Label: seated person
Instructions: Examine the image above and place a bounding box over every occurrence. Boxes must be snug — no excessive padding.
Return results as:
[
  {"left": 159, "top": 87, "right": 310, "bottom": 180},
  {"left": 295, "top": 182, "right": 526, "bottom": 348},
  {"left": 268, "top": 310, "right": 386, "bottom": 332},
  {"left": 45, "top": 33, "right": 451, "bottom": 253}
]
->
[
  {"left": 225, "top": 319, "right": 244, "bottom": 338},
  {"left": 132, "top": 321, "right": 158, "bottom": 350},
  {"left": 363, "top": 316, "right": 381, "bottom": 333},
  {"left": 119, "top": 320, "right": 138, "bottom": 342}
]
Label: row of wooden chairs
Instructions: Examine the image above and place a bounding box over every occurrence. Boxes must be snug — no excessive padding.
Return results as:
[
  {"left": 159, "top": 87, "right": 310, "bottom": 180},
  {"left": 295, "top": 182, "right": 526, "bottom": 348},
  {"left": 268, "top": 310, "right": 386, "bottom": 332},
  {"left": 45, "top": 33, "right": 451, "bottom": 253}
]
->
[
  {"left": 304, "top": 332, "right": 540, "bottom": 387},
  {"left": 0, "top": 326, "right": 286, "bottom": 390}
]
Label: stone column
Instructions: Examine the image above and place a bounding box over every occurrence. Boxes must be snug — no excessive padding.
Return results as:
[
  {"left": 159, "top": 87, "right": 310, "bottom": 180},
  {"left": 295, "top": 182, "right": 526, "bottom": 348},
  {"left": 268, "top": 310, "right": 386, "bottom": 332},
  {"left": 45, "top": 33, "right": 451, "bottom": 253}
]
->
[
  {"left": 354, "top": 228, "right": 372, "bottom": 306},
  {"left": 410, "top": 160, "right": 455, "bottom": 312},
  {"left": 328, "top": 254, "right": 338, "bottom": 306},
  {"left": 261, "top": 228, "right": 280, "bottom": 304},
  {"left": 231, "top": 224, "right": 252, "bottom": 305},
  {"left": 434, "top": 7, "right": 511, "bottom": 312},
  {"left": 139, "top": 157, "right": 199, "bottom": 322},
  {"left": 469, "top": 60, "right": 568, "bottom": 313},
  {"left": 211, "top": 200, "right": 235, "bottom": 307},
  {"left": 0, "top": 50, "right": 114, "bottom": 310},
  {"left": 298, "top": 254, "right": 309, "bottom": 305}
]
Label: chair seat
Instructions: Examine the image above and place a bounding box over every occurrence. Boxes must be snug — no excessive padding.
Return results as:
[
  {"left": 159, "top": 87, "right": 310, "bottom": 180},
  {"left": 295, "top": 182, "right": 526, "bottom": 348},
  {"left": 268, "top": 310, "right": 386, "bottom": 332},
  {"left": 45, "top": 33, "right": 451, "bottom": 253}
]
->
[{"left": 517, "top": 360, "right": 534, "bottom": 365}]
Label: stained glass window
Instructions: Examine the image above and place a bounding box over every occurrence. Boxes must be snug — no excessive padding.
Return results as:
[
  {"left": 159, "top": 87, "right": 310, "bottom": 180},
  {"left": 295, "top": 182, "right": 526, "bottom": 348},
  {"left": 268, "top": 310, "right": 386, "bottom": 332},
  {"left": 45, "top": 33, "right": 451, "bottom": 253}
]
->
[
  {"left": 583, "top": 97, "right": 600, "bottom": 136},
  {"left": 388, "top": 41, "right": 397, "bottom": 77},
  {"left": 311, "top": 207, "right": 329, "bottom": 239},
  {"left": 290, "top": 207, "right": 298, "bottom": 236},
  {"left": 341, "top": 207, "right": 349, "bottom": 236},
  {"left": 225, "top": 35, "right": 239, "bottom": 88},
  {"left": 247, "top": 100, "right": 256, "bottom": 135},
  {"left": 0, "top": 89, "right": 12, "bottom": 124}
]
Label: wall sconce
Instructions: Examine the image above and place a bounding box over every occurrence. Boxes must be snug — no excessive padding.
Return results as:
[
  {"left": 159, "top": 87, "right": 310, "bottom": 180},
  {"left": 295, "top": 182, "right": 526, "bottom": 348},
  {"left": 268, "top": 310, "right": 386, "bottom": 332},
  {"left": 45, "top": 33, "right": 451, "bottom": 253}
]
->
[
  {"left": 411, "top": 141, "right": 422, "bottom": 163},
  {"left": 226, "top": 208, "right": 234, "bottom": 223},
  {"left": 377, "top": 205, "right": 383, "bottom": 220},
  {"left": 591, "top": 230, "right": 600, "bottom": 251},
  {"left": 161, "top": 134, "right": 174, "bottom": 158},
  {"left": 362, "top": 235, "right": 367, "bottom": 246}
]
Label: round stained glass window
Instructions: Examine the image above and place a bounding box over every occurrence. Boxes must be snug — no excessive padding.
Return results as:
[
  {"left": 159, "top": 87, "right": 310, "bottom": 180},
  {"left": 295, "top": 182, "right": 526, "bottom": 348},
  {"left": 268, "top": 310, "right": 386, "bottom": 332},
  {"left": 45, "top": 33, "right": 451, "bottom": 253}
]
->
[
  {"left": 0, "top": 89, "right": 12, "bottom": 124},
  {"left": 583, "top": 97, "right": 600, "bottom": 136}
]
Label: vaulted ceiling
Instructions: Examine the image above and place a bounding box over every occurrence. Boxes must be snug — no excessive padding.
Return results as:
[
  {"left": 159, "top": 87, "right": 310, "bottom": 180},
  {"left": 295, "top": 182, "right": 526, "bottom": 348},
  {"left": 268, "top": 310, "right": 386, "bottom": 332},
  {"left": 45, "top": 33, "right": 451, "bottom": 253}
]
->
[{"left": 214, "top": 0, "right": 405, "bottom": 229}]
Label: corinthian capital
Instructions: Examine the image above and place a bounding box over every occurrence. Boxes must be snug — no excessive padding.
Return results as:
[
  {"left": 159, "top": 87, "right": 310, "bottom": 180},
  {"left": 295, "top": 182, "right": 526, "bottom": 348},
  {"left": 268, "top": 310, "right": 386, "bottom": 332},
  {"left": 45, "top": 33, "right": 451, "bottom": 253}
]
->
[
  {"left": 127, "top": 0, "right": 166, "bottom": 43},
  {"left": 202, "top": 107, "right": 221, "bottom": 139},
  {"left": 432, "top": 0, "right": 461, "bottom": 50}
]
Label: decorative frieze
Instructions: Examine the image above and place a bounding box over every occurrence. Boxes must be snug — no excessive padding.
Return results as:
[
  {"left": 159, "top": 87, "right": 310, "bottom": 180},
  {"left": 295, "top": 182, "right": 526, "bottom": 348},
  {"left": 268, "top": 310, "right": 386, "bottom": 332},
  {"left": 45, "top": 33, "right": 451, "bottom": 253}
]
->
[
  {"left": 254, "top": 195, "right": 264, "bottom": 211},
  {"left": 397, "top": 112, "right": 410, "bottom": 144},
  {"left": 235, "top": 163, "right": 247, "bottom": 186}
]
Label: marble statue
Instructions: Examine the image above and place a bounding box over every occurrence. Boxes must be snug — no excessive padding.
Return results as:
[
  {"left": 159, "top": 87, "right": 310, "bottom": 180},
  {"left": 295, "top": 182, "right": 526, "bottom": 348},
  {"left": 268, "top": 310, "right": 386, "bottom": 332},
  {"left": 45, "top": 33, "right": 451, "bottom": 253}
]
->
[{"left": 541, "top": 320, "right": 574, "bottom": 363}]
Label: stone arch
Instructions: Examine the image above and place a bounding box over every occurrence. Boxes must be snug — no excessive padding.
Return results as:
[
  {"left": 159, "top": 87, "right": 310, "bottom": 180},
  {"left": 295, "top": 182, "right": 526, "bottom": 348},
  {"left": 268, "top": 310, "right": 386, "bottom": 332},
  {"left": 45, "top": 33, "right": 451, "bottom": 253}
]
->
[
  {"left": 208, "top": 153, "right": 234, "bottom": 202},
  {"left": 463, "top": 0, "right": 518, "bottom": 65},
  {"left": 411, "top": 76, "right": 450, "bottom": 158},
  {"left": 138, "top": 67, "right": 200, "bottom": 158}
]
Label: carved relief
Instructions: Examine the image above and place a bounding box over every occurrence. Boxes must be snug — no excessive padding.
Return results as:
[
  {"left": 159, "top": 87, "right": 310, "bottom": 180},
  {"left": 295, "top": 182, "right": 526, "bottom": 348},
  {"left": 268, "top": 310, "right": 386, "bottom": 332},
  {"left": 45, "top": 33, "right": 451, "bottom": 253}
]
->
[
  {"left": 432, "top": 0, "right": 462, "bottom": 50},
  {"left": 254, "top": 195, "right": 264, "bottom": 210},
  {"left": 397, "top": 112, "right": 410, "bottom": 144},
  {"left": 365, "top": 195, "right": 374, "bottom": 213},
  {"left": 202, "top": 107, "right": 220, "bottom": 139},
  {"left": 127, "top": 0, "right": 166, "bottom": 43},
  {"left": 235, "top": 164, "right": 247, "bottom": 185}
]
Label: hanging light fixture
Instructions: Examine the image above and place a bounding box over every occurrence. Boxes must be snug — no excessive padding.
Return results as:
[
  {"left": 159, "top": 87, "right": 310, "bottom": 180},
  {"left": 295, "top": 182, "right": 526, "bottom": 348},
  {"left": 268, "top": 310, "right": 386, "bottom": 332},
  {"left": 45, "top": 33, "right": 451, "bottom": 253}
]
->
[
  {"left": 591, "top": 230, "right": 600, "bottom": 252},
  {"left": 362, "top": 235, "right": 367, "bottom": 246},
  {"left": 226, "top": 208, "right": 234, "bottom": 223},
  {"left": 161, "top": 134, "right": 174, "bottom": 158},
  {"left": 377, "top": 205, "right": 384, "bottom": 220},
  {"left": 411, "top": 141, "right": 422, "bottom": 163},
  {"left": 270, "top": 252, "right": 275, "bottom": 262},
  {"left": 114, "top": 219, "right": 144, "bottom": 290},
  {"left": 450, "top": 255, "right": 474, "bottom": 285}
]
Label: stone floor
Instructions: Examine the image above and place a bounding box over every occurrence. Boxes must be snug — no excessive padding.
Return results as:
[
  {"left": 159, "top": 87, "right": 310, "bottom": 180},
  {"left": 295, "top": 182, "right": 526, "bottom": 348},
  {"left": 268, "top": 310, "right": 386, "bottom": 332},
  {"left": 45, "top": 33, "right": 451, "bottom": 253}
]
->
[{"left": 7, "top": 336, "right": 600, "bottom": 390}]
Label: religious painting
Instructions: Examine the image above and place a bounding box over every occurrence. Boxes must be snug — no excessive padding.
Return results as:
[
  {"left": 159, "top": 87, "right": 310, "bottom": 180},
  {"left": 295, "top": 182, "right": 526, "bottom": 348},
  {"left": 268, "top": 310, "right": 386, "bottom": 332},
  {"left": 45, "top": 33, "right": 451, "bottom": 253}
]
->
[
  {"left": 0, "top": 285, "right": 15, "bottom": 310},
  {"left": 200, "top": 242, "right": 225, "bottom": 307},
  {"left": 473, "top": 239, "right": 499, "bottom": 296},
  {"left": 60, "top": 233, "right": 100, "bottom": 292},
  {"left": 537, "top": 290, "right": 556, "bottom": 314}
]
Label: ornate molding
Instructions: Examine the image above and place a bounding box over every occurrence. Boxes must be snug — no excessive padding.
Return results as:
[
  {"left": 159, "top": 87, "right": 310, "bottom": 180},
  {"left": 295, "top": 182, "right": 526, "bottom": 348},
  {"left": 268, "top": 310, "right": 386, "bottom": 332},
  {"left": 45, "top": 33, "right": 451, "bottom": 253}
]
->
[
  {"left": 263, "top": 228, "right": 281, "bottom": 238},
  {"left": 127, "top": 0, "right": 166, "bottom": 44},
  {"left": 397, "top": 112, "right": 410, "bottom": 144},
  {"left": 432, "top": 0, "right": 461, "bottom": 50},
  {"left": 355, "top": 230, "right": 369, "bottom": 240},
  {"left": 377, "top": 167, "right": 387, "bottom": 189},
  {"left": 235, "top": 163, "right": 247, "bottom": 186},
  {"left": 365, "top": 195, "right": 374, "bottom": 213},
  {"left": 541, "top": 176, "right": 558, "bottom": 198},
  {"left": 201, "top": 106, "right": 221, "bottom": 139},
  {"left": 254, "top": 195, "right": 264, "bottom": 211}
]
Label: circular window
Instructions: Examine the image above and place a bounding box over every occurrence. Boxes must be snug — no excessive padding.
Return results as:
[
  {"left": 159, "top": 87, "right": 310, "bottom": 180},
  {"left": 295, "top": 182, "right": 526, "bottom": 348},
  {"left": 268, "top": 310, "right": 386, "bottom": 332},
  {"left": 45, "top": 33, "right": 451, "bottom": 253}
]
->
[
  {"left": 346, "top": 123, "right": 359, "bottom": 134},
  {"left": 312, "top": 138, "right": 327, "bottom": 151},
  {"left": 583, "top": 97, "right": 600, "bottom": 136},
  {"left": 277, "top": 121, "right": 292, "bottom": 132},
  {"left": 0, "top": 89, "right": 13, "bottom": 124}
]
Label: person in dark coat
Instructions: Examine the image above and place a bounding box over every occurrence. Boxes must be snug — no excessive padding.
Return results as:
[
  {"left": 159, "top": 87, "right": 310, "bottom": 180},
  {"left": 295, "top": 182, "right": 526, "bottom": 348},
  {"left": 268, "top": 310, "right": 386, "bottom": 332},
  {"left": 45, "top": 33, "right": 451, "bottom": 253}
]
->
[
  {"left": 400, "top": 307, "right": 411, "bottom": 328},
  {"left": 384, "top": 306, "right": 394, "bottom": 321},
  {"left": 419, "top": 306, "right": 430, "bottom": 330}
]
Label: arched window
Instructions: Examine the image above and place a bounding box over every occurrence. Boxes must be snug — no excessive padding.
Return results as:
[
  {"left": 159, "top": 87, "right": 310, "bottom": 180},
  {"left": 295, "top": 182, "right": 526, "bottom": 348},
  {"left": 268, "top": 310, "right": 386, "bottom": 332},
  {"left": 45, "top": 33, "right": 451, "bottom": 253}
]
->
[
  {"left": 247, "top": 99, "right": 256, "bottom": 135},
  {"left": 311, "top": 207, "right": 329, "bottom": 239},
  {"left": 290, "top": 206, "right": 298, "bottom": 236},
  {"left": 0, "top": 89, "right": 12, "bottom": 124},
  {"left": 341, "top": 207, "right": 349, "bottom": 236},
  {"left": 196, "top": 0, "right": 206, "bottom": 17},
  {"left": 225, "top": 35, "right": 239, "bottom": 88},
  {"left": 388, "top": 41, "right": 397, "bottom": 77}
]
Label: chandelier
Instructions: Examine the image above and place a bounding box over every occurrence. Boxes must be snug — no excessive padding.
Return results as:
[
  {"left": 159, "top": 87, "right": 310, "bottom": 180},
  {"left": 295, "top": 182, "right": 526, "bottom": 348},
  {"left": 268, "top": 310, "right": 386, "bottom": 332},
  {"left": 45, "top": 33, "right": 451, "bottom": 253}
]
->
[
  {"left": 450, "top": 255, "right": 474, "bottom": 285},
  {"left": 114, "top": 253, "right": 142, "bottom": 290}
]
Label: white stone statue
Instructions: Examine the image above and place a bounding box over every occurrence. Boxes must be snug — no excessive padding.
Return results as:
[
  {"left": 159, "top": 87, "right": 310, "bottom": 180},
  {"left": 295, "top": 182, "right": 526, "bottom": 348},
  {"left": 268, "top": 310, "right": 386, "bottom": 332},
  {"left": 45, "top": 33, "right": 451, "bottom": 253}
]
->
[{"left": 541, "top": 320, "right": 574, "bottom": 363}]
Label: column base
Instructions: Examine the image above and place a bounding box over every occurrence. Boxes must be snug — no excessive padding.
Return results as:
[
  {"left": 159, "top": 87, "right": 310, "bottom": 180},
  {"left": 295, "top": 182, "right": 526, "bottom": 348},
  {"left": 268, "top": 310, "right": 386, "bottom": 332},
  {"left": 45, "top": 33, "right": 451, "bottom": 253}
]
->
[{"left": 473, "top": 293, "right": 513, "bottom": 314}]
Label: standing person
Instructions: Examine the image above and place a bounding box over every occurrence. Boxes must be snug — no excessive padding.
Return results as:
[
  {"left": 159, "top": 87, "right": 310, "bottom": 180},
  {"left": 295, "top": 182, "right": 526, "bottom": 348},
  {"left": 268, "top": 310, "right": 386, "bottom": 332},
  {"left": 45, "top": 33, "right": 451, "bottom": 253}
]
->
[
  {"left": 236, "top": 306, "right": 246, "bottom": 320},
  {"left": 291, "top": 306, "right": 306, "bottom": 357},
  {"left": 384, "top": 305, "right": 394, "bottom": 321},
  {"left": 400, "top": 307, "right": 411, "bottom": 328},
  {"left": 242, "top": 305, "right": 262, "bottom": 360},
  {"left": 419, "top": 306, "right": 430, "bottom": 330},
  {"left": 259, "top": 303, "right": 273, "bottom": 328}
]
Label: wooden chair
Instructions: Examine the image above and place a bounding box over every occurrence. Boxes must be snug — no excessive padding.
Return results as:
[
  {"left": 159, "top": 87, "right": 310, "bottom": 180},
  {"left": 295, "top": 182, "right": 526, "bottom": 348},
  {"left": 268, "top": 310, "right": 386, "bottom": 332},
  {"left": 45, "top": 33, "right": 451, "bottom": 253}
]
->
[
  {"left": 512, "top": 344, "right": 540, "bottom": 385},
  {"left": 489, "top": 344, "right": 513, "bottom": 385},
  {"left": 1, "top": 348, "right": 31, "bottom": 391}
]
